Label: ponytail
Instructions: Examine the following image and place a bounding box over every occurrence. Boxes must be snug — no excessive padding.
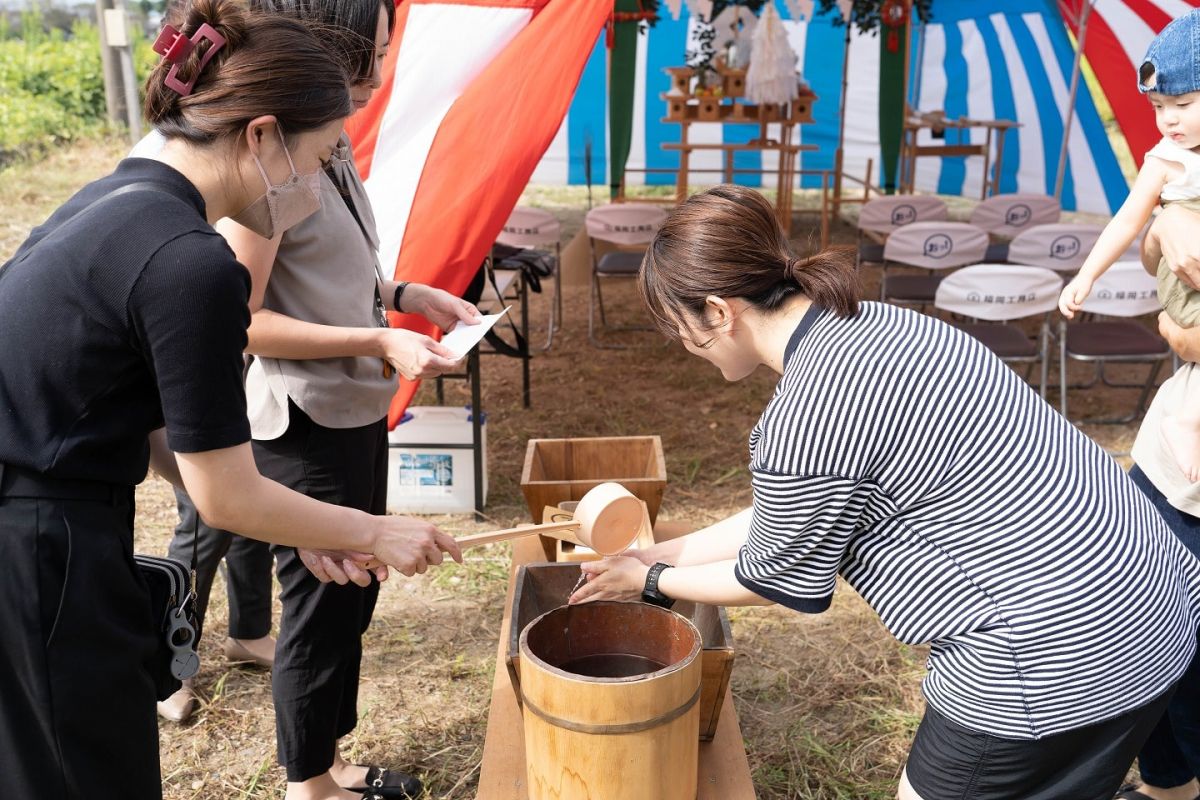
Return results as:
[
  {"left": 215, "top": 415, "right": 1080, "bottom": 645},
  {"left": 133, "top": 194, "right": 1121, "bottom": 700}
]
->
[{"left": 784, "top": 250, "right": 859, "bottom": 318}]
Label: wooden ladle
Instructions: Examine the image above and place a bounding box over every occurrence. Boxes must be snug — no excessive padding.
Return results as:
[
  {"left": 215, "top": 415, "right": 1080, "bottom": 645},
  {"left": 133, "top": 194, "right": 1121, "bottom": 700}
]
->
[{"left": 455, "top": 482, "right": 644, "bottom": 556}]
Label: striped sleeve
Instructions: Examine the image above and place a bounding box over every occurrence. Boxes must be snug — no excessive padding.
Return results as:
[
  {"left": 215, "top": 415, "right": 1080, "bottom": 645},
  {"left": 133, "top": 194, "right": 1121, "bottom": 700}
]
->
[{"left": 735, "top": 471, "right": 877, "bottom": 613}]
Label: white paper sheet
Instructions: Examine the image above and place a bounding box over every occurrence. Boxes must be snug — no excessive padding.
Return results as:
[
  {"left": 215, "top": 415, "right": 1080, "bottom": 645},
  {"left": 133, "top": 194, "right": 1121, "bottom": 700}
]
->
[{"left": 440, "top": 306, "right": 511, "bottom": 359}]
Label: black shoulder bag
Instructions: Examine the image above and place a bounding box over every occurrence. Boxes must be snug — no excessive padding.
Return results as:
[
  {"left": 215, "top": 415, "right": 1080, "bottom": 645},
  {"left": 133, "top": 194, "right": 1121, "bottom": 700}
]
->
[{"left": 135, "top": 551, "right": 200, "bottom": 700}]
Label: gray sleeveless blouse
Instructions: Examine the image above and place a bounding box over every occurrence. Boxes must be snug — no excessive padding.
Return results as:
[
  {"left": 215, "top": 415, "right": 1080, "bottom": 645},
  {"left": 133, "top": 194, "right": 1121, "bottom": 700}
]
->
[{"left": 245, "top": 136, "right": 395, "bottom": 439}]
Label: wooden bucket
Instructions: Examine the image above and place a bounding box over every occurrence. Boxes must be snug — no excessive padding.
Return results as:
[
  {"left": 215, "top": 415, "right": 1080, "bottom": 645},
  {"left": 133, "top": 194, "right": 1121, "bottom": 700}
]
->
[{"left": 518, "top": 602, "right": 702, "bottom": 800}]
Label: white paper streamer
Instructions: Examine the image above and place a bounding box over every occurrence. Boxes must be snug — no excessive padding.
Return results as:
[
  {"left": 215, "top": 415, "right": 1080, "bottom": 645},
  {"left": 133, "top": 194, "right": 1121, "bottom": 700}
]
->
[{"left": 745, "top": 4, "right": 798, "bottom": 105}]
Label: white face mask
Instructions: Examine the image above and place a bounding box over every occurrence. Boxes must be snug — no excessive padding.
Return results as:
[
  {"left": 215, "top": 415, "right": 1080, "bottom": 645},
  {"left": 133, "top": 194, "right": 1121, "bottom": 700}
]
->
[{"left": 231, "top": 126, "right": 322, "bottom": 240}]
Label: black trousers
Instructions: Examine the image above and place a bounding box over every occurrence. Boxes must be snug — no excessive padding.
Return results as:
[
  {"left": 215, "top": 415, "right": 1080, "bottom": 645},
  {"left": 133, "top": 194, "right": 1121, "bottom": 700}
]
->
[
  {"left": 1129, "top": 466, "right": 1200, "bottom": 787},
  {"left": 253, "top": 403, "right": 387, "bottom": 782},
  {"left": 0, "top": 485, "right": 162, "bottom": 800},
  {"left": 168, "top": 487, "right": 273, "bottom": 642},
  {"left": 906, "top": 689, "right": 1175, "bottom": 800}
]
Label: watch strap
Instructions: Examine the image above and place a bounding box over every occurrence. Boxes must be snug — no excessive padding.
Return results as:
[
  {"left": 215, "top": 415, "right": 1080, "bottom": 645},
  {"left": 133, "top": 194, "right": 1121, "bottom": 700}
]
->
[{"left": 642, "top": 562, "right": 675, "bottom": 608}]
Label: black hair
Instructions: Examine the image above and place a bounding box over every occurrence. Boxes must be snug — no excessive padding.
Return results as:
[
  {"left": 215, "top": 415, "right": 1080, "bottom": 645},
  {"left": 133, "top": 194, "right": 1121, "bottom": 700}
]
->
[{"left": 253, "top": 0, "right": 394, "bottom": 83}]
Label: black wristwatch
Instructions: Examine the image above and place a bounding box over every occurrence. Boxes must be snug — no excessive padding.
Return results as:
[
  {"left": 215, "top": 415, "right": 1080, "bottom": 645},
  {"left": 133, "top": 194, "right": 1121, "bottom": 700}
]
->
[
  {"left": 392, "top": 281, "right": 410, "bottom": 312},
  {"left": 642, "top": 562, "right": 675, "bottom": 609}
]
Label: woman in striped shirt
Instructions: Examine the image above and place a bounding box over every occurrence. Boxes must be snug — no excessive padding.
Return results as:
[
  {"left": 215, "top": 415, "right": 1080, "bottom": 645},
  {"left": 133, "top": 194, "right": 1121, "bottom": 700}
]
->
[{"left": 571, "top": 185, "right": 1200, "bottom": 800}]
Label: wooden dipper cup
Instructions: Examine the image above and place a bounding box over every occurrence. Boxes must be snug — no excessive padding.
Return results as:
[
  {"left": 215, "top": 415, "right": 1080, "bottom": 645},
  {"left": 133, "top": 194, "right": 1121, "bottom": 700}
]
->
[{"left": 454, "top": 482, "right": 644, "bottom": 555}]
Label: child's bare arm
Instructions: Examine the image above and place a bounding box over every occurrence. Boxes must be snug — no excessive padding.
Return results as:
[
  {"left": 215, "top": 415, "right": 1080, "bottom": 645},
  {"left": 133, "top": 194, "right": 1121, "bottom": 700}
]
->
[
  {"left": 1075, "top": 159, "right": 1170, "bottom": 284},
  {"left": 1060, "top": 160, "right": 1170, "bottom": 319}
]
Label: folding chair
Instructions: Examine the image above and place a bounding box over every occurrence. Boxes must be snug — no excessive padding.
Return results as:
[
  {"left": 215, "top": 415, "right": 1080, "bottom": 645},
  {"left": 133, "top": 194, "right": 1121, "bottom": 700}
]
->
[
  {"left": 880, "top": 221, "right": 989, "bottom": 309},
  {"left": 585, "top": 203, "right": 669, "bottom": 348},
  {"left": 1005, "top": 223, "right": 1104, "bottom": 273},
  {"left": 855, "top": 195, "right": 948, "bottom": 269},
  {"left": 1057, "top": 260, "right": 1170, "bottom": 423},
  {"left": 935, "top": 264, "right": 1064, "bottom": 398},
  {"left": 496, "top": 206, "right": 561, "bottom": 351},
  {"left": 970, "top": 193, "right": 1062, "bottom": 261}
]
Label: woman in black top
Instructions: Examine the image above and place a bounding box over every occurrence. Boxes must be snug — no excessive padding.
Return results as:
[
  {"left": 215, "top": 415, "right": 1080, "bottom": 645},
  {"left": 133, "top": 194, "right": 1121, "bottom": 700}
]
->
[{"left": 0, "top": 2, "right": 459, "bottom": 798}]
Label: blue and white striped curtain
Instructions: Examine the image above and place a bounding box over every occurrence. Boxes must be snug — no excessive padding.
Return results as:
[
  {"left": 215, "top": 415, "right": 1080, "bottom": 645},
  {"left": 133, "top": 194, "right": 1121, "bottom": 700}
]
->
[{"left": 530, "top": 0, "right": 1129, "bottom": 214}]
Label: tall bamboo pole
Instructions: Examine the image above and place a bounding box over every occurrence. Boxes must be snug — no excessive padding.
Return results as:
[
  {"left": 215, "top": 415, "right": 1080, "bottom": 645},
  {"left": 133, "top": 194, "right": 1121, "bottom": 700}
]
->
[
  {"left": 832, "top": 20, "right": 852, "bottom": 216},
  {"left": 899, "top": 0, "right": 914, "bottom": 193},
  {"left": 1054, "top": 0, "right": 1094, "bottom": 200}
]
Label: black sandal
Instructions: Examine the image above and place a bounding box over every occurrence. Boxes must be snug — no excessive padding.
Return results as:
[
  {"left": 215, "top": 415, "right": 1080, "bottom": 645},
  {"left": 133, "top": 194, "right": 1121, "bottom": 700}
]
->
[{"left": 350, "top": 766, "right": 423, "bottom": 799}]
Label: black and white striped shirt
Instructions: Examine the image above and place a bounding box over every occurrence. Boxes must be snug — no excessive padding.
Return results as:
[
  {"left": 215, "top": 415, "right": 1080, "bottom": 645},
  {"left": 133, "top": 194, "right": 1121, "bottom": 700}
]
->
[{"left": 735, "top": 302, "right": 1200, "bottom": 739}]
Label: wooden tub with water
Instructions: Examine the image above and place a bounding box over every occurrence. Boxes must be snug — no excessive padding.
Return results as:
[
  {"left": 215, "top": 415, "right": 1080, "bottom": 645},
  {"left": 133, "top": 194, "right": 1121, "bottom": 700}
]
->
[{"left": 518, "top": 601, "right": 702, "bottom": 800}]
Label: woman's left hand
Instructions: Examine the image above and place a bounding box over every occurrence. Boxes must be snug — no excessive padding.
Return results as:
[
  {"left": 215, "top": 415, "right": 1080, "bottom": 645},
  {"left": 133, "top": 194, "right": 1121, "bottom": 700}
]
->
[
  {"left": 569, "top": 556, "right": 650, "bottom": 604},
  {"left": 298, "top": 548, "right": 388, "bottom": 586},
  {"left": 403, "top": 284, "right": 481, "bottom": 332}
]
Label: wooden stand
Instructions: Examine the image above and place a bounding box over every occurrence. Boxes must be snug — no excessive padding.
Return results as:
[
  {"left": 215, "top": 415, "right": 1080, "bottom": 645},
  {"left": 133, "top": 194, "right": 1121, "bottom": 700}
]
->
[
  {"left": 899, "top": 109, "right": 1021, "bottom": 199},
  {"left": 639, "top": 65, "right": 826, "bottom": 245},
  {"left": 476, "top": 525, "right": 756, "bottom": 799}
]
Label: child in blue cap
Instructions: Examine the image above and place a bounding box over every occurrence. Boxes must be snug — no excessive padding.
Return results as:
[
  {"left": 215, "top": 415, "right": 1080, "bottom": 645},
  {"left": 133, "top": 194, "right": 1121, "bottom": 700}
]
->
[{"left": 1060, "top": 8, "right": 1200, "bottom": 481}]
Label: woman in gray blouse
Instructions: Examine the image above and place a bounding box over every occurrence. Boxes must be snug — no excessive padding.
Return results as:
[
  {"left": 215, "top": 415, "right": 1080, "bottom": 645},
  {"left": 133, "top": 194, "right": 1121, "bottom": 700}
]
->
[{"left": 221, "top": 5, "right": 476, "bottom": 799}]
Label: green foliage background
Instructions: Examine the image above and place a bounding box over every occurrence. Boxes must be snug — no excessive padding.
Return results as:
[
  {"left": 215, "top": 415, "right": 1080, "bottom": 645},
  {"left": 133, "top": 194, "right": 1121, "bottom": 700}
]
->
[{"left": 0, "top": 10, "right": 155, "bottom": 165}]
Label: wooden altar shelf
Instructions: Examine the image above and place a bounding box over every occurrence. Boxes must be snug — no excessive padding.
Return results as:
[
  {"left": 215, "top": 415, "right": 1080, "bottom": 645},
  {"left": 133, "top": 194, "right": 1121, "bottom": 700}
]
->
[
  {"left": 654, "top": 65, "right": 825, "bottom": 244},
  {"left": 899, "top": 109, "right": 1021, "bottom": 200},
  {"left": 661, "top": 66, "right": 816, "bottom": 126}
]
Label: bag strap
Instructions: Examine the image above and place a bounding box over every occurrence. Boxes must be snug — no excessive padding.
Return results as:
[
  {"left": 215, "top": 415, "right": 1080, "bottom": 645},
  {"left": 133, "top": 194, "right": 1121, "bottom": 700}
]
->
[
  {"left": 481, "top": 256, "right": 528, "bottom": 359},
  {"left": 328, "top": 166, "right": 391, "bottom": 328},
  {"left": 6, "top": 181, "right": 178, "bottom": 272}
]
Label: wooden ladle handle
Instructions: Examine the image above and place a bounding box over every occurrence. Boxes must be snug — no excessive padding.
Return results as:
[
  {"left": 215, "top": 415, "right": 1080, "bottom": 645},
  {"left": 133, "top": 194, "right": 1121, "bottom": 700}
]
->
[{"left": 455, "top": 520, "right": 582, "bottom": 550}]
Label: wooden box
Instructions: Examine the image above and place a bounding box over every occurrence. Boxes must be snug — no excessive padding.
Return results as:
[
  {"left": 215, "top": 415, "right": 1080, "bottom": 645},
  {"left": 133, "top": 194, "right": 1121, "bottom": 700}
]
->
[
  {"left": 665, "top": 96, "right": 693, "bottom": 122},
  {"left": 696, "top": 96, "right": 723, "bottom": 121},
  {"left": 721, "top": 68, "right": 746, "bottom": 99},
  {"left": 520, "top": 436, "right": 666, "bottom": 524},
  {"left": 758, "top": 102, "right": 781, "bottom": 122},
  {"left": 665, "top": 66, "right": 694, "bottom": 96},
  {"left": 506, "top": 562, "right": 735, "bottom": 741},
  {"left": 789, "top": 98, "right": 814, "bottom": 123}
]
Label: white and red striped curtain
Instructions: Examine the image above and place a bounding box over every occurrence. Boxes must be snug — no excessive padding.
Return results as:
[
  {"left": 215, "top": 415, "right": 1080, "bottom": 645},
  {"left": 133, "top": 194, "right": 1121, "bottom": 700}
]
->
[
  {"left": 346, "top": 0, "right": 611, "bottom": 424},
  {"left": 1061, "top": 0, "right": 1200, "bottom": 169}
]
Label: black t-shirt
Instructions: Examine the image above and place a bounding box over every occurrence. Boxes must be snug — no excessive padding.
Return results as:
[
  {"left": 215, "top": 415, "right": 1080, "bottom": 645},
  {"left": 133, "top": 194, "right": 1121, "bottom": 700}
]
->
[{"left": 0, "top": 158, "right": 252, "bottom": 485}]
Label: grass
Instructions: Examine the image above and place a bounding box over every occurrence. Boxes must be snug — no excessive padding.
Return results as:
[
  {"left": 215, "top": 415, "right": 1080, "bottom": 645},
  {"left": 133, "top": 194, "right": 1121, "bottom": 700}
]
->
[{"left": 2, "top": 136, "right": 1150, "bottom": 798}]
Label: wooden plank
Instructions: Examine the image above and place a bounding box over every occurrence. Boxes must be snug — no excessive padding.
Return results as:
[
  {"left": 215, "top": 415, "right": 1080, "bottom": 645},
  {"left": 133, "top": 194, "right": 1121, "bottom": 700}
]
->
[
  {"left": 477, "top": 554, "right": 529, "bottom": 800},
  {"left": 698, "top": 649, "right": 735, "bottom": 741},
  {"left": 909, "top": 144, "right": 987, "bottom": 158},
  {"left": 477, "top": 534, "right": 756, "bottom": 799},
  {"left": 661, "top": 142, "right": 817, "bottom": 153}
]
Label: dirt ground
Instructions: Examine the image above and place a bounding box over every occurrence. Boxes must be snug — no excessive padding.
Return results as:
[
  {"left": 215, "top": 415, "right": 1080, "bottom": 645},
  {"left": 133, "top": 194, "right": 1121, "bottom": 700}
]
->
[{"left": 1, "top": 136, "right": 1156, "bottom": 798}]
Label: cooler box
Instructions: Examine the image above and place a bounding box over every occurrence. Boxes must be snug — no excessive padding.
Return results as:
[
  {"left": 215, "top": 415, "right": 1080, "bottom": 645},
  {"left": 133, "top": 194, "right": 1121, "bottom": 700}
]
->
[{"left": 387, "top": 406, "right": 487, "bottom": 514}]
